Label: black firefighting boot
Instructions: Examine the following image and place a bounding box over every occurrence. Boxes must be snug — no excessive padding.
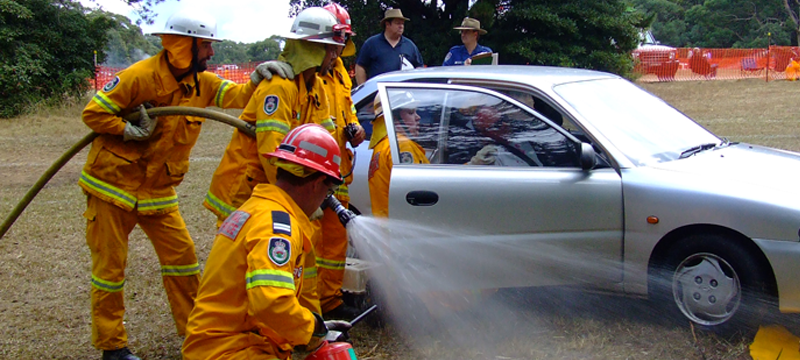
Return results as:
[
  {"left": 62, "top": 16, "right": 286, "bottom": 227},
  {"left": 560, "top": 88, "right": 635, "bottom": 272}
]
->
[{"left": 102, "top": 347, "right": 141, "bottom": 360}]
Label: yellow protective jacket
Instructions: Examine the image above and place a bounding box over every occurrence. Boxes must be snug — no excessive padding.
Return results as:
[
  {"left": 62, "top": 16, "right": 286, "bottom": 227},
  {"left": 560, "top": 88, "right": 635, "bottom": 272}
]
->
[
  {"left": 183, "top": 184, "right": 317, "bottom": 360},
  {"left": 203, "top": 72, "right": 334, "bottom": 220},
  {"left": 368, "top": 132, "right": 429, "bottom": 217},
  {"left": 80, "top": 49, "right": 256, "bottom": 215},
  {"left": 320, "top": 58, "right": 359, "bottom": 203}
]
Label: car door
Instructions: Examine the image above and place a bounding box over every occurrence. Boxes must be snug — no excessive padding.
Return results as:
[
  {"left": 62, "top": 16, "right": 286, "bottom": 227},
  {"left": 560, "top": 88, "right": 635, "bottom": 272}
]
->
[{"left": 376, "top": 83, "right": 624, "bottom": 291}]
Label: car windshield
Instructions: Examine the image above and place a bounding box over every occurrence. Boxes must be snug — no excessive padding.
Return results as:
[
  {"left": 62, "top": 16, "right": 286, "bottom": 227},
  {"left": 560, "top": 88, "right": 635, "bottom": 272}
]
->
[
  {"left": 554, "top": 78, "right": 720, "bottom": 166},
  {"left": 640, "top": 30, "right": 656, "bottom": 45}
]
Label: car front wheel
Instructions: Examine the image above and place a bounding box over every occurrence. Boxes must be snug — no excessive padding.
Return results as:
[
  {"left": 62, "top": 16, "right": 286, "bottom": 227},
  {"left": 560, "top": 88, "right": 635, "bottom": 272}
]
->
[{"left": 652, "top": 233, "right": 775, "bottom": 333}]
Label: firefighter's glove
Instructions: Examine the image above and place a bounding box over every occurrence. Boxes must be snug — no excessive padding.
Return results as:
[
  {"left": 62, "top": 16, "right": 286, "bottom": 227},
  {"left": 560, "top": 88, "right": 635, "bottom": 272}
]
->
[
  {"left": 310, "top": 207, "right": 325, "bottom": 222},
  {"left": 308, "top": 313, "right": 328, "bottom": 350},
  {"left": 123, "top": 104, "right": 158, "bottom": 142},
  {"left": 324, "top": 319, "right": 353, "bottom": 343},
  {"left": 251, "top": 60, "right": 294, "bottom": 84},
  {"left": 346, "top": 123, "right": 366, "bottom": 147},
  {"left": 468, "top": 145, "right": 498, "bottom": 165}
]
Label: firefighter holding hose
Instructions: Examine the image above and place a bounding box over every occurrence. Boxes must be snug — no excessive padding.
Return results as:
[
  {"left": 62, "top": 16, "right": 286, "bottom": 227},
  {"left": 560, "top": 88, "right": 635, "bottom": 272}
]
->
[{"left": 78, "top": 8, "right": 287, "bottom": 360}]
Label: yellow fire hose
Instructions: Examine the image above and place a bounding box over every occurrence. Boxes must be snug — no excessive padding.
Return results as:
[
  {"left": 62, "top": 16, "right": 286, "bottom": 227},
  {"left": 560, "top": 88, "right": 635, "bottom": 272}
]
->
[{"left": 0, "top": 106, "right": 255, "bottom": 240}]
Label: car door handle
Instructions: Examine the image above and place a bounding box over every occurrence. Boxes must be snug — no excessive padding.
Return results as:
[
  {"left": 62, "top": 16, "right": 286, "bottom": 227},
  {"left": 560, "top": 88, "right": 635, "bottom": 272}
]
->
[{"left": 406, "top": 191, "right": 439, "bottom": 206}]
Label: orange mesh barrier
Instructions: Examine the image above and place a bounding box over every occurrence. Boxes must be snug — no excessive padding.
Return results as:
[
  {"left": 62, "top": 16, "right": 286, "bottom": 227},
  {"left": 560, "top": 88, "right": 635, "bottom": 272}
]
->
[
  {"left": 92, "top": 62, "right": 259, "bottom": 90},
  {"left": 207, "top": 62, "right": 259, "bottom": 84},
  {"left": 634, "top": 46, "right": 800, "bottom": 82},
  {"left": 93, "top": 66, "right": 126, "bottom": 89},
  {"left": 94, "top": 46, "right": 800, "bottom": 87}
]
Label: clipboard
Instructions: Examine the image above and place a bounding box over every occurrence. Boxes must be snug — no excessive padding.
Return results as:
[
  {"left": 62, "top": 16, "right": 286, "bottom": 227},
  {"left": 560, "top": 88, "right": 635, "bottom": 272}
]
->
[{"left": 470, "top": 52, "right": 497, "bottom": 65}]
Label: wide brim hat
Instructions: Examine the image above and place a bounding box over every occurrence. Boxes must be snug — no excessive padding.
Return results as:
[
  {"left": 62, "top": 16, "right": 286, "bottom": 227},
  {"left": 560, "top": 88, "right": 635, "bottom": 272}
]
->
[
  {"left": 381, "top": 8, "right": 410, "bottom": 24},
  {"left": 453, "top": 17, "right": 487, "bottom": 35}
]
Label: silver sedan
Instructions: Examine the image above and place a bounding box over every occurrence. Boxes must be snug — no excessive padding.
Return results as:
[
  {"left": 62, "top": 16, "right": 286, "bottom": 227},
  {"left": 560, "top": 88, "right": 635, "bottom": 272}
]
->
[{"left": 344, "top": 65, "right": 800, "bottom": 332}]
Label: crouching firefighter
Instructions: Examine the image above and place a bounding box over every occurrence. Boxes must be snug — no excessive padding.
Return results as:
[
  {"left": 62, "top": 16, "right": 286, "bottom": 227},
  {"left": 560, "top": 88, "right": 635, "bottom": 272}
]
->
[{"left": 182, "top": 124, "right": 352, "bottom": 360}]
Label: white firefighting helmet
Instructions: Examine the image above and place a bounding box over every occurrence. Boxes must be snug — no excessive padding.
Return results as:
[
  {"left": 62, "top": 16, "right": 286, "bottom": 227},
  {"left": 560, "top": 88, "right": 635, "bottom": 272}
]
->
[
  {"left": 150, "top": 9, "right": 222, "bottom": 42},
  {"left": 285, "top": 7, "right": 346, "bottom": 46}
]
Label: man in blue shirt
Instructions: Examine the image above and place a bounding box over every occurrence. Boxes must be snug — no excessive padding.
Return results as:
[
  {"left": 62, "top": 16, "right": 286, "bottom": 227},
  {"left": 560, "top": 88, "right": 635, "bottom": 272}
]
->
[
  {"left": 355, "top": 8, "right": 424, "bottom": 84},
  {"left": 442, "top": 17, "right": 492, "bottom": 66}
]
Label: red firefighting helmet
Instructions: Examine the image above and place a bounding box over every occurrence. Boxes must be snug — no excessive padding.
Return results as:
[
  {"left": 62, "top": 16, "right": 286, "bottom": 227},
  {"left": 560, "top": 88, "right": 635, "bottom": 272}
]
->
[
  {"left": 324, "top": 3, "right": 356, "bottom": 36},
  {"left": 266, "top": 124, "right": 343, "bottom": 184}
]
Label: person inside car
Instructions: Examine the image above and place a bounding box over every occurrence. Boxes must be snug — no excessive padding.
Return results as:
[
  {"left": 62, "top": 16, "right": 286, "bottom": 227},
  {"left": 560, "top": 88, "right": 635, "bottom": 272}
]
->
[{"left": 368, "top": 92, "right": 429, "bottom": 217}]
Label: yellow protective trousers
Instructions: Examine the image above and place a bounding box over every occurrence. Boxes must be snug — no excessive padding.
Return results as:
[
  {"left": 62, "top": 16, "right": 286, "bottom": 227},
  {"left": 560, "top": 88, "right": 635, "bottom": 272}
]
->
[
  {"left": 84, "top": 195, "right": 200, "bottom": 350},
  {"left": 316, "top": 204, "right": 349, "bottom": 312}
]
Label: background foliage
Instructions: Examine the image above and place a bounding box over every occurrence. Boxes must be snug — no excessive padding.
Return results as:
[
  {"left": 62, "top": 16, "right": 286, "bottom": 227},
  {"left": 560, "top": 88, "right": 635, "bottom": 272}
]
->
[
  {"left": 0, "top": 0, "right": 113, "bottom": 118},
  {"left": 290, "top": 0, "right": 644, "bottom": 76},
  {"left": 210, "top": 36, "right": 283, "bottom": 64},
  {"left": 6, "top": 0, "right": 800, "bottom": 119},
  {"left": 632, "top": 0, "right": 798, "bottom": 48},
  {"left": 102, "top": 12, "right": 161, "bottom": 67}
]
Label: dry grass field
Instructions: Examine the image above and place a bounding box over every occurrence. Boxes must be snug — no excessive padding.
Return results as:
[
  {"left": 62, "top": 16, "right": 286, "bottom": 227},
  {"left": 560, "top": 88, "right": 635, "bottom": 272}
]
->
[{"left": 2, "top": 78, "right": 800, "bottom": 359}]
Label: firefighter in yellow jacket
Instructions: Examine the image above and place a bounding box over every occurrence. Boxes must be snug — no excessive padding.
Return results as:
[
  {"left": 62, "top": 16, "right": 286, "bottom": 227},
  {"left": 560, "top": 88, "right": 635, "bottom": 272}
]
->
[
  {"left": 78, "top": 9, "right": 288, "bottom": 360},
  {"left": 316, "top": 2, "right": 367, "bottom": 320},
  {"left": 368, "top": 91, "right": 429, "bottom": 218},
  {"left": 203, "top": 7, "right": 344, "bottom": 224},
  {"left": 182, "top": 124, "right": 352, "bottom": 360}
]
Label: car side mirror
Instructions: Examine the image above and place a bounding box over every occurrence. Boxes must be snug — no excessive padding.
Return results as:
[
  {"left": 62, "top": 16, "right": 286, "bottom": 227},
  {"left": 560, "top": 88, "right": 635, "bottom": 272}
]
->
[{"left": 580, "top": 142, "right": 596, "bottom": 170}]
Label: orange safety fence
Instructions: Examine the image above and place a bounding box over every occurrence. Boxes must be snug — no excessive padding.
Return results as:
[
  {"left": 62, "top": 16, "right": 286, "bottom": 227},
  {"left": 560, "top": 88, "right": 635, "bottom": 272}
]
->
[
  {"left": 92, "top": 62, "right": 261, "bottom": 90},
  {"left": 93, "top": 46, "right": 800, "bottom": 88},
  {"left": 634, "top": 46, "right": 800, "bottom": 82}
]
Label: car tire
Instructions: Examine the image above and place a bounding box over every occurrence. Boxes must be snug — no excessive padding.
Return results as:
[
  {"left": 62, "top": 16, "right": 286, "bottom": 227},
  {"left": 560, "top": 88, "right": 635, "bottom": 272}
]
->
[{"left": 651, "top": 233, "right": 775, "bottom": 334}]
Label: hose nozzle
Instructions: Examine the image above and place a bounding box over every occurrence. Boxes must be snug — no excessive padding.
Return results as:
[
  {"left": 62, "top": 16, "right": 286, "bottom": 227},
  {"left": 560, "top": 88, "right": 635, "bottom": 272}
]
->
[{"left": 322, "top": 195, "right": 357, "bottom": 227}]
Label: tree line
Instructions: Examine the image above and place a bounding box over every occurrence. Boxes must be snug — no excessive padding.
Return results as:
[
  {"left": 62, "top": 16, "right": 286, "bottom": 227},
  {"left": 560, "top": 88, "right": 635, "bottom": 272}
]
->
[
  {"left": 4, "top": 0, "right": 800, "bottom": 119},
  {"left": 634, "top": 0, "right": 800, "bottom": 48}
]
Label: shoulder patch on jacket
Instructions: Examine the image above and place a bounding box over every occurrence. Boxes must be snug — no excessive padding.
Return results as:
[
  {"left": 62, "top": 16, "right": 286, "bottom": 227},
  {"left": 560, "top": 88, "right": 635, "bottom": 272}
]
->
[
  {"left": 218, "top": 210, "right": 251, "bottom": 240},
  {"left": 102, "top": 76, "right": 120, "bottom": 93},
  {"left": 272, "top": 210, "right": 291, "bottom": 236},
  {"left": 369, "top": 151, "right": 380, "bottom": 179},
  {"left": 264, "top": 95, "right": 279, "bottom": 115},
  {"left": 268, "top": 237, "right": 292, "bottom": 266}
]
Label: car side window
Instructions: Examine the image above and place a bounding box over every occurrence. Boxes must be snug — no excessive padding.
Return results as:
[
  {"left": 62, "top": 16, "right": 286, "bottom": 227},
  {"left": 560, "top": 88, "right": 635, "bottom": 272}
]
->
[
  {"left": 384, "top": 89, "right": 443, "bottom": 163},
  {"left": 383, "top": 88, "right": 580, "bottom": 167},
  {"left": 460, "top": 96, "right": 580, "bottom": 168},
  {"left": 497, "top": 90, "right": 610, "bottom": 168}
]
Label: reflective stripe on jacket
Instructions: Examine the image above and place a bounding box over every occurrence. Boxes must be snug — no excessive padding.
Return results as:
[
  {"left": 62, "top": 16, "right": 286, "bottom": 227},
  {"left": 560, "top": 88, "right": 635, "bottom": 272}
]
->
[
  {"left": 182, "top": 184, "right": 317, "bottom": 360},
  {"left": 80, "top": 50, "right": 256, "bottom": 215},
  {"left": 203, "top": 72, "right": 333, "bottom": 220}
]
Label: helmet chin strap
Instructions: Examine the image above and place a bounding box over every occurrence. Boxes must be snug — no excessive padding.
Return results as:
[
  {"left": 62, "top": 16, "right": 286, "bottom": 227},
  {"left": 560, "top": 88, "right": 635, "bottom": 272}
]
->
[{"left": 191, "top": 39, "right": 200, "bottom": 97}]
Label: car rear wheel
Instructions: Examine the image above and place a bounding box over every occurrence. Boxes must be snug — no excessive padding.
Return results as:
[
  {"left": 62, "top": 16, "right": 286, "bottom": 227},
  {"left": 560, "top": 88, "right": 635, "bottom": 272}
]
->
[{"left": 652, "top": 233, "right": 775, "bottom": 333}]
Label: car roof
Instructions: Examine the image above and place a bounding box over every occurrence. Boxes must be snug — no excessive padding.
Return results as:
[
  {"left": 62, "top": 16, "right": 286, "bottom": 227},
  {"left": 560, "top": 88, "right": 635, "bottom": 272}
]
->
[{"left": 355, "top": 65, "right": 620, "bottom": 96}]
